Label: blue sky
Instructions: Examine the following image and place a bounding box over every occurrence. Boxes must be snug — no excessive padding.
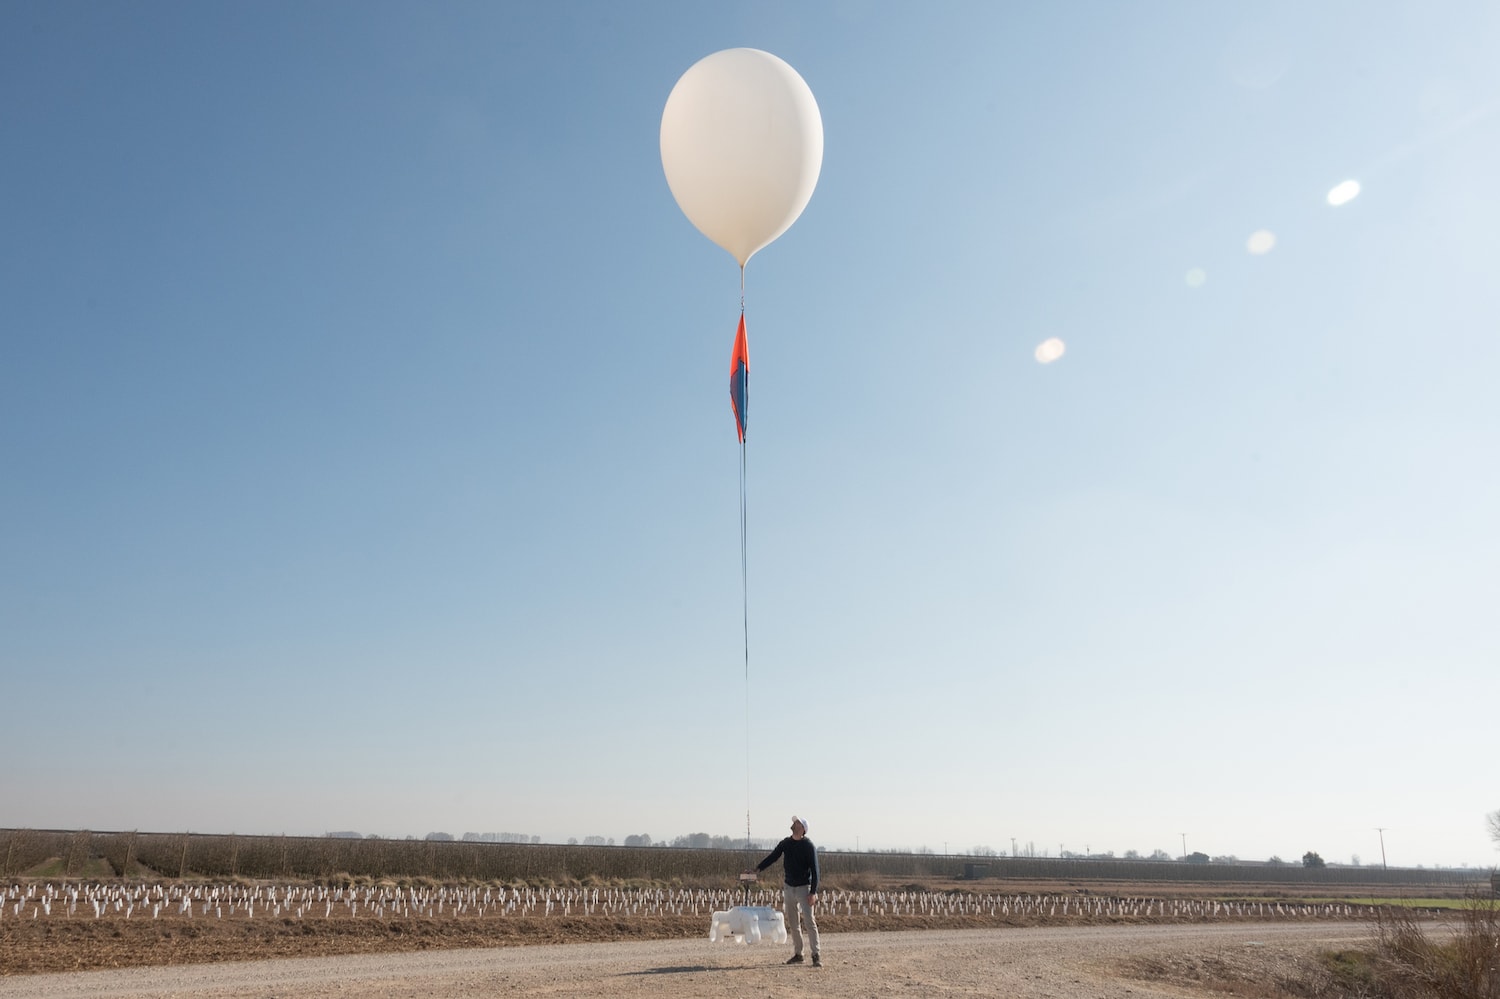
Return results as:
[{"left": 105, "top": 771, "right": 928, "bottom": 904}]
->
[{"left": 3, "top": 1, "right": 1498, "bottom": 868}]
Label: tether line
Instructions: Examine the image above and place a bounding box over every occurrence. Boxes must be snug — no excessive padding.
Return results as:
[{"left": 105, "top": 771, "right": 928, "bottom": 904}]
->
[
  {"left": 739, "top": 265, "right": 751, "bottom": 846},
  {"left": 740, "top": 434, "right": 750, "bottom": 844}
]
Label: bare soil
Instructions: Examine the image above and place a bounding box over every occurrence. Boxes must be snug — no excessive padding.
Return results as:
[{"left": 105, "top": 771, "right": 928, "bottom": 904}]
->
[
  {"left": 0, "top": 909, "right": 1238, "bottom": 976},
  {"left": 0, "top": 921, "right": 1384, "bottom": 998},
  {"left": 1, "top": 875, "right": 1402, "bottom": 977},
  {"left": 4, "top": 873, "right": 1445, "bottom": 996}
]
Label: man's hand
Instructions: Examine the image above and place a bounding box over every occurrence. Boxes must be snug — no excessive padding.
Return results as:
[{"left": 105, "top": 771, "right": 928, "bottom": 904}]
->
[{"left": 808, "top": 892, "right": 818, "bottom": 906}]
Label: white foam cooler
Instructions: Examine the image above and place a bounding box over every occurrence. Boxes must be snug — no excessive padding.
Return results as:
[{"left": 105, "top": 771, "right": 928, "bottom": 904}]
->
[{"left": 707, "top": 905, "right": 787, "bottom": 945}]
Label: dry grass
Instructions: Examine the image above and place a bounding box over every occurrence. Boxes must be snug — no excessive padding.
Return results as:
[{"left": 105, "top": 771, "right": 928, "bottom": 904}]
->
[
  {"left": 1368, "top": 893, "right": 1500, "bottom": 999},
  {"left": 1123, "top": 946, "right": 1361, "bottom": 998},
  {"left": 1120, "top": 890, "right": 1500, "bottom": 999}
]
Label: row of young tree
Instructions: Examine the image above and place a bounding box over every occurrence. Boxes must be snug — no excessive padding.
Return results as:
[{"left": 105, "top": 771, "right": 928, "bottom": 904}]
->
[
  {"left": 921, "top": 846, "right": 1346, "bottom": 867},
  {"left": 3, "top": 828, "right": 1486, "bottom": 886},
  {"left": 342, "top": 821, "right": 1500, "bottom": 868},
  {"left": 325, "top": 832, "right": 543, "bottom": 844},
  {"left": 331, "top": 832, "right": 780, "bottom": 851},
  {"left": 497, "top": 824, "right": 1500, "bottom": 867}
]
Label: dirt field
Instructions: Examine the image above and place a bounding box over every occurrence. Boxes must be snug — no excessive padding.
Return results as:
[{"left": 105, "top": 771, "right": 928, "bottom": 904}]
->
[
  {"left": 0, "top": 920, "right": 1383, "bottom": 998},
  {"left": 5, "top": 872, "right": 1456, "bottom": 998},
  {"left": 2, "top": 875, "right": 1402, "bottom": 976}
]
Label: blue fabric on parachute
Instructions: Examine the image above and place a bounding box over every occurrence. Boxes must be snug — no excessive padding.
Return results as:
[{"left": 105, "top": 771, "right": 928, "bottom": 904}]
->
[{"left": 729, "top": 315, "right": 749, "bottom": 443}]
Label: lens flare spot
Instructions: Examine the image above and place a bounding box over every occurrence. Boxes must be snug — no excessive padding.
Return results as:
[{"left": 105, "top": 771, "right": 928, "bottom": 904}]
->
[
  {"left": 1246, "top": 229, "right": 1277, "bottom": 255},
  {"left": 1185, "top": 268, "right": 1207, "bottom": 288},
  {"left": 1034, "top": 338, "right": 1066, "bottom": 364},
  {"left": 1327, "top": 179, "right": 1361, "bottom": 206}
]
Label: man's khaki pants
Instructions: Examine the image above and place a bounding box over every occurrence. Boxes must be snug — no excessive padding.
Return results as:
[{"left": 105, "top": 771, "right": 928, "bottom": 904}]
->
[{"left": 783, "top": 884, "right": 820, "bottom": 957}]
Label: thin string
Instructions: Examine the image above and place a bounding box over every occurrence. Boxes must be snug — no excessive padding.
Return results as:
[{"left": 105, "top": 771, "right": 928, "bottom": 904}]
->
[
  {"left": 740, "top": 436, "right": 750, "bottom": 845},
  {"left": 739, "top": 264, "right": 751, "bottom": 847}
]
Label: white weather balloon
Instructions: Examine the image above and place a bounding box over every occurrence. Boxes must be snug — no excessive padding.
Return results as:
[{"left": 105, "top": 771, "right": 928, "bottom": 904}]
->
[{"left": 661, "top": 48, "right": 823, "bottom": 267}]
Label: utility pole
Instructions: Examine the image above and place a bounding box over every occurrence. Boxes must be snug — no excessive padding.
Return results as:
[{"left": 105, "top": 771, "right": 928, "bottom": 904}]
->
[
  {"left": 1011, "top": 837, "right": 1017, "bottom": 857},
  {"left": 1180, "top": 833, "right": 1187, "bottom": 860},
  {"left": 1376, "top": 828, "right": 1388, "bottom": 869}
]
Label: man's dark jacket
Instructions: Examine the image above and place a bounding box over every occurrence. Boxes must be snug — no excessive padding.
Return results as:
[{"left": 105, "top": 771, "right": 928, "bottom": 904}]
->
[{"left": 756, "top": 836, "right": 819, "bottom": 893}]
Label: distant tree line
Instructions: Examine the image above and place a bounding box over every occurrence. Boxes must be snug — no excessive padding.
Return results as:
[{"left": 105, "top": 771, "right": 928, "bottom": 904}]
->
[
  {"left": 329, "top": 831, "right": 768, "bottom": 850},
  {"left": 253, "top": 807, "right": 1500, "bottom": 867},
  {"left": 0, "top": 828, "right": 1488, "bottom": 887}
]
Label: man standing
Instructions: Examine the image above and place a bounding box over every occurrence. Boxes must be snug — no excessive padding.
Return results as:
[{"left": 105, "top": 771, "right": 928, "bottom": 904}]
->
[{"left": 751, "top": 816, "right": 821, "bottom": 966}]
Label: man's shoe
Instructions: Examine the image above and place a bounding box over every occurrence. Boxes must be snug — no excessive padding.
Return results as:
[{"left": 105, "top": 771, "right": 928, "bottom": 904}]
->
[
  {"left": 785, "top": 954, "right": 804, "bottom": 964},
  {"left": 812, "top": 953, "right": 822, "bottom": 967}
]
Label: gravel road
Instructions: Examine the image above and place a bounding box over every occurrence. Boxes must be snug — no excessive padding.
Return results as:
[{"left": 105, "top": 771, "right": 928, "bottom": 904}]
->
[{"left": 0, "top": 920, "right": 1376, "bottom": 998}]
